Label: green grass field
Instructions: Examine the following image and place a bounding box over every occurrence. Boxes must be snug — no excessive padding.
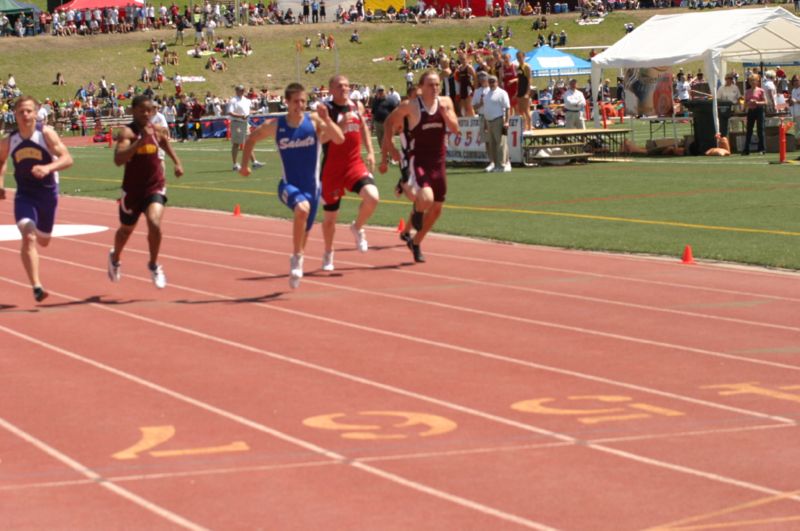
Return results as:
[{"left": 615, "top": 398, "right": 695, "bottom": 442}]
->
[
  {"left": 58, "top": 139, "right": 800, "bottom": 270},
  {"left": 5, "top": 7, "right": 800, "bottom": 270}
]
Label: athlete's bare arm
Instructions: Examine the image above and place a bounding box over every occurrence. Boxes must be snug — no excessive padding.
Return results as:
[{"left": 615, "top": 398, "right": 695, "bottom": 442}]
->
[
  {"left": 312, "top": 104, "right": 345, "bottom": 145},
  {"left": 35, "top": 126, "right": 74, "bottom": 179},
  {"left": 438, "top": 96, "right": 460, "bottom": 134},
  {"left": 0, "top": 137, "right": 7, "bottom": 200},
  {"left": 114, "top": 125, "right": 149, "bottom": 166},
  {"left": 380, "top": 101, "right": 414, "bottom": 170},
  {"left": 356, "top": 101, "right": 375, "bottom": 172},
  {"left": 156, "top": 126, "right": 184, "bottom": 178},
  {"left": 239, "top": 118, "right": 277, "bottom": 177}
]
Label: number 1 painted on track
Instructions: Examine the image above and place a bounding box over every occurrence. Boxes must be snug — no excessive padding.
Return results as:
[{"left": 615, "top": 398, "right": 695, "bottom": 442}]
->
[{"left": 112, "top": 426, "right": 249, "bottom": 460}]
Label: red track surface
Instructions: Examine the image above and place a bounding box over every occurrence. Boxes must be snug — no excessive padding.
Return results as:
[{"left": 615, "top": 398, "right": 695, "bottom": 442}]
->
[{"left": 2, "top": 195, "right": 800, "bottom": 530}]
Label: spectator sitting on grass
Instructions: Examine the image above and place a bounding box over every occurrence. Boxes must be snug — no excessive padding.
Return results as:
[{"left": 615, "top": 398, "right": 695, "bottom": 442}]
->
[
  {"left": 305, "top": 56, "right": 321, "bottom": 74},
  {"left": 350, "top": 28, "right": 362, "bottom": 43}
]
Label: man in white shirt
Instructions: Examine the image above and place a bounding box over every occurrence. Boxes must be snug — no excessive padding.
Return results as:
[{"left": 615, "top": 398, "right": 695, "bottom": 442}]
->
[
  {"left": 228, "top": 84, "right": 263, "bottom": 171},
  {"left": 471, "top": 71, "right": 490, "bottom": 147},
  {"left": 716, "top": 73, "right": 740, "bottom": 137},
  {"left": 386, "top": 87, "right": 401, "bottom": 106},
  {"left": 562, "top": 78, "right": 586, "bottom": 130},
  {"left": 716, "top": 73, "right": 741, "bottom": 104},
  {"left": 475, "top": 75, "right": 510, "bottom": 172}
]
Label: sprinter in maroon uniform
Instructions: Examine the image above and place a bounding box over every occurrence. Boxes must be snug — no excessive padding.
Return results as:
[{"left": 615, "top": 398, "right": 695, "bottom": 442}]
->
[
  {"left": 380, "top": 70, "right": 459, "bottom": 263},
  {"left": 108, "top": 95, "right": 183, "bottom": 289}
]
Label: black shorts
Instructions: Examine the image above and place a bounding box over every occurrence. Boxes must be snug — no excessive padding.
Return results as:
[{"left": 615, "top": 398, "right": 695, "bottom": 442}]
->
[
  {"left": 322, "top": 176, "right": 375, "bottom": 212},
  {"left": 119, "top": 193, "right": 167, "bottom": 226}
]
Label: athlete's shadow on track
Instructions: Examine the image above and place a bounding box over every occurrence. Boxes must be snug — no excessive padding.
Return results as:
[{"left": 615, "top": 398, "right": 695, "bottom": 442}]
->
[
  {"left": 0, "top": 303, "right": 38, "bottom": 313},
  {"left": 237, "top": 262, "right": 413, "bottom": 282},
  {"left": 173, "top": 292, "right": 284, "bottom": 305},
  {"left": 37, "top": 295, "right": 147, "bottom": 309}
]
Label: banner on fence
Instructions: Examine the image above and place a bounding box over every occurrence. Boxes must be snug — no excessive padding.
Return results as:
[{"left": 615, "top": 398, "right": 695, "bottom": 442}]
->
[{"left": 446, "top": 115, "right": 524, "bottom": 164}]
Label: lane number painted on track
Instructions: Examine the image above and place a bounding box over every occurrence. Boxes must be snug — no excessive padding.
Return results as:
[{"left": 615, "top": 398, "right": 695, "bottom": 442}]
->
[
  {"left": 702, "top": 382, "right": 800, "bottom": 404},
  {"left": 112, "top": 425, "right": 249, "bottom": 460},
  {"left": 511, "top": 395, "right": 683, "bottom": 424},
  {"left": 302, "top": 411, "right": 457, "bottom": 440}
]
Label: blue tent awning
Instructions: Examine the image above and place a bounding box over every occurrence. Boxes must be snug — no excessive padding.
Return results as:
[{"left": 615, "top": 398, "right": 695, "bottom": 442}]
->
[{"left": 522, "top": 45, "right": 592, "bottom": 78}]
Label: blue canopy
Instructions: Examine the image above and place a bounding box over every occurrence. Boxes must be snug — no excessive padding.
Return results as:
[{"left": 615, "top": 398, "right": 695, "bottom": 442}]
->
[
  {"left": 523, "top": 45, "right": 592, "bottom": 78},
  {"left": 500, "top": 46, "right": 521, "bottom": 60}
]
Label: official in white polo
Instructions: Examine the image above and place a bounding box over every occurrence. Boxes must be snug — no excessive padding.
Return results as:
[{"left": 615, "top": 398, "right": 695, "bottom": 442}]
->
[{"left": 563, "top": 78, "right": 587, "bottom": 130}]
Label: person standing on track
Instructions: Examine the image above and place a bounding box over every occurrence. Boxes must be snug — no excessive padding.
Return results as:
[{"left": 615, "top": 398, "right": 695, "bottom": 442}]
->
[
  {"left": 239, "top": 82, "right": 344, "bottom": 289},
  {"left": 108, "top": 95, "right": 183, "bottom": 289},
  {"left": 380, "top": 70, "right": 459, "bottom": 263},
  {"left": 0, "top": 95, "right": 73, "bottom": 302},
  {"left": 319, "top": 74, "right": 379, "bottom": 272}
]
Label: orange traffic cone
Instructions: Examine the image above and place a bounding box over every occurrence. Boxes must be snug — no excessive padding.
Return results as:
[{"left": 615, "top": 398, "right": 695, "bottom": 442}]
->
[
  {"left": 681, "top": 245, "right": 695, "bottom": 264},
  {"left": 233, "top": 204, "right": 241, "bottom": 217},
  {"left": 396, "top": 218, "right": 405, "bottom": 233}
]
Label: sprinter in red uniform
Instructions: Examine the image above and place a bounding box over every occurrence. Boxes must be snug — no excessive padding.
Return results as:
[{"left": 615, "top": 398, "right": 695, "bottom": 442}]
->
[
  {"left": 380, "top": 70, "right": 459, "bottom": 263},
  {"left": 108, "top": 95, "right": 183, "bottom": 289},
  {"left": 319, "top": 74, "right": 378, "bottom": 272}
]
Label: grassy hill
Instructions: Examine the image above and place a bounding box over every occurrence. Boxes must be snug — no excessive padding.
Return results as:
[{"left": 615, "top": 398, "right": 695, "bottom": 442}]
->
[{"left": 5, "top": 10, "right": 678, "bottom": 103}]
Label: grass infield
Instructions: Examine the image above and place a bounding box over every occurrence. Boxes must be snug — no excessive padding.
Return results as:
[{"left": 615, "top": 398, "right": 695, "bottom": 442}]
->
[{"left": 56, "top": 140, "right": 800, "bottom": 270}]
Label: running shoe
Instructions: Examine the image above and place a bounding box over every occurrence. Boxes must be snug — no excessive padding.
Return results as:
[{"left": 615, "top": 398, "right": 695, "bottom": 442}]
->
[
  {"left": 289, "top": 254, "right": 304, "bottom": 289},
  {"left": 484, "top": 162, "right": 495, "bottom": 173},
  {"left": 252, "top": 160, "right": 265, "bottom": 169},
  {"left": 503, "top": 162, "right": 512, "bottom": 172},
  {"left": 322, "top": 251, "right": 335, "bottom": 272},
  {"left": 350, "top": 222, "right": 368, "bottom": 253},
  {"left": 149, "top": 263, "right": 167, "bottom": 289},
  {"left": 399, "top": 232, "right": 412, "bottom": 244},
  {"left": 107, "top": 249, "right": 121, "bottom": 282},
  {"left": 33, "top": 286, "right": 48, "bottom": 302},
  {"left": 406, "top": 238, "right": 426, "bottom": 263},
  {"left": 232, "top": 163, "right": 241, "bottom": 171}
]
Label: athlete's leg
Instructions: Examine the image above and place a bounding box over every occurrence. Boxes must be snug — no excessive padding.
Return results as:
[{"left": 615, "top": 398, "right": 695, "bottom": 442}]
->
[
  {"left": 353, "top": 183, "right": 379, "bottom": 230},
  {"left": 292, "top": 200, "right": 310, "bottom": 256},
  {"left": 112, "top": 222, "right": 136, "bottom": 264},
  {"left": 18, "top": 219, "right": 41, "bottom": 288},
  {"left": 231, "top": 142, "right": 240, "bottom": 165},
  {"left": 144, "top": 200, "right": 165, "bottom": 267},
  {"left": 322, "top": 208, "right": 338, "bottom": 253},
  {"left": 412, "top": 188, "right": 439, "bottom": 246}
]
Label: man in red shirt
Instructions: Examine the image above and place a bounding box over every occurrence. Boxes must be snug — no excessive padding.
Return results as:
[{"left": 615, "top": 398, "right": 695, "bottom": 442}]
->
[{"left": 319, "top": 74, "right": 378, "bottom": 272}]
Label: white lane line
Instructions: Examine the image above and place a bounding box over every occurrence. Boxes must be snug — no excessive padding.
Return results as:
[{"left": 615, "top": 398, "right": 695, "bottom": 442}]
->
[
  {"left": 54, "top": 203, "right": 800, "bottom": 307},
  {"left": 0, "top": 415, "right": 208, "bottom": 531},
  {"left": 0, "top": 320, "right": 555, "bottom": 531},
  {"left": 60, "top": 233, "right": 800, "bottom": 373},
  {"left": 6, "top": 246, "right": 795, "bottom": 425},
  {"left": 156, "top": 232, "right": 800, "bottom": 335},
  {"left": 2, "top": 280, "right": 797, "bottom": 514},
  {"left": 53, "top": 198, "right": 800, "bottom": 283}
]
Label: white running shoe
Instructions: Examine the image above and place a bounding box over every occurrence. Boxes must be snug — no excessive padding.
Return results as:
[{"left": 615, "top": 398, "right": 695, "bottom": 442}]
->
[
  {"left": 322, "top": 251, "right": 335, "bottom": 272},
  {"left": 503, "top": 162, "right": 512, "bottom": 172},
  {"left": 252, "top": 160, "right": 265, "bottom": 169},
  {"left": 232, "top": 163, "right": 241, "bottom": 171},
  {"left": 484, "top": 162, "right": 495, "bottom": 173},
  {"left": 289, "top": 254, "right": 304, "bottom": 289},
  {"left": 107, "top": 249, "right": 121, "bottom": 282},
  {"left": 350, "top": 222, "right": 368, "bottom": 253},
  {"left": 149, "top": 263, "right": 167, "bottom": 289}
]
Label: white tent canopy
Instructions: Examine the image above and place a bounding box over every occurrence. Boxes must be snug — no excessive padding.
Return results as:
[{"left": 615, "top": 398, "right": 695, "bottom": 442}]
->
[{"left": 590, "top": 7, "right": 800, "bottom": 130}]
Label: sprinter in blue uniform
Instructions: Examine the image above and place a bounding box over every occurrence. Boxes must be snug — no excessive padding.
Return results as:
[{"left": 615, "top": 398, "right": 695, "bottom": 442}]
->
[
  {"left": 240, "top": 83, "right": 344, "bottom": 289},
  {"left": 0, "top": 96, "right": 73, "bottom": 302}
]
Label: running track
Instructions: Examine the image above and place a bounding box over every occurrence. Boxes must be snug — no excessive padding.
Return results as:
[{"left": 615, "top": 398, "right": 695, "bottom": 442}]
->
[{"left": 2, "top": 195, "right": 800, "bottom": 530}]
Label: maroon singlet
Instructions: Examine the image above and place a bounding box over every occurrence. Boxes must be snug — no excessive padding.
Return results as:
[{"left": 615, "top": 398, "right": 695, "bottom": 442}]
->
[{"left": 409, "top": 96, "right": 447, "bottom": 202}]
